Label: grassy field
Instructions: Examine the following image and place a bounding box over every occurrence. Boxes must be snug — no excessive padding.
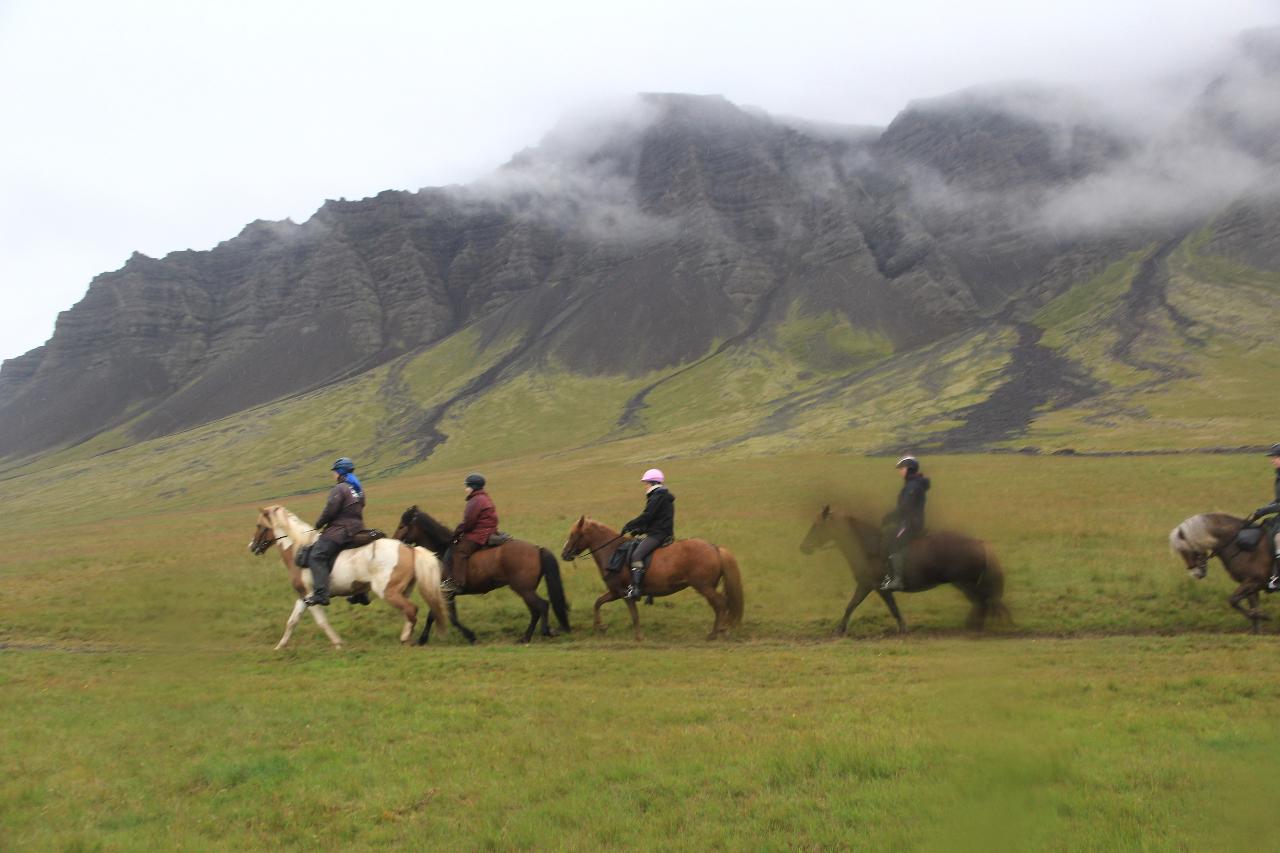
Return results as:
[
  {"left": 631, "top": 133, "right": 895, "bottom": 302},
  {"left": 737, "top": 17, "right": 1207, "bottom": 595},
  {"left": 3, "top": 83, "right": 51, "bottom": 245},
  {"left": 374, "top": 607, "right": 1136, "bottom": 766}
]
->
[{"left": 3, "top": 449, "right": 1279, "bottom": 849}]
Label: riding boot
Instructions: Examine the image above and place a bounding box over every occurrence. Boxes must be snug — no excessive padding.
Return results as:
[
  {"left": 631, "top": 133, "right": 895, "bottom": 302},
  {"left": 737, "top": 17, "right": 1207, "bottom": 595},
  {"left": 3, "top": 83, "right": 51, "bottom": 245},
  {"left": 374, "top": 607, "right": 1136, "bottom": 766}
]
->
[
  {"left": 347, "top": 592, "right": 371, "bottom": 606},
  {"left": 304, "top": 540, "right": 337, "bottom": 606},
  {"left": 625, "top": 562, "right": 646, "bottom": 600},
  {"left": 879, "top": 552, "right": 905, "bottom": 592}
]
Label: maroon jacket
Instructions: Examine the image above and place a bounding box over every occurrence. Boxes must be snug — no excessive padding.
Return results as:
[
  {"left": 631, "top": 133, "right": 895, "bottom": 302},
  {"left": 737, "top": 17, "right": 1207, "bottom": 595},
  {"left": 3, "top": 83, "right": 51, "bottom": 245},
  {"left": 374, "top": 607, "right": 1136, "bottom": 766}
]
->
[
  {"left": 455, "top": 489, "right": 498, "bottom": 545},
  {"left": 315, "top": 481, "right": 365, "bottom": 544}
]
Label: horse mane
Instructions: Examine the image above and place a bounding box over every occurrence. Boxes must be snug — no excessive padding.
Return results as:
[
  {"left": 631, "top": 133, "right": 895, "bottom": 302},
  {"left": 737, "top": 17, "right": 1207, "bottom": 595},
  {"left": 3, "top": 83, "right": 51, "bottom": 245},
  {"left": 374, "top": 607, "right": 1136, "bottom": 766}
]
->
[
  {"left": 267, "top": 505, "right": 315, "bottom": 545},
  {"left": 1170, "top": 512, "right": 1237, "bottom": 554},
  {"left": 402, "top": 505, "right": 454, "bottom": 549}
]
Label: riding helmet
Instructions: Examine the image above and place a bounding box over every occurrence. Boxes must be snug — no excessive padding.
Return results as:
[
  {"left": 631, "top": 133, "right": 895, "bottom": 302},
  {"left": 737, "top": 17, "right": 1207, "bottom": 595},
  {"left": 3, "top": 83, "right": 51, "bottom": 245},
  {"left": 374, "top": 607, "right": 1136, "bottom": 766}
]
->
[
  {"left": 641, "top": 468, "right": 665, "bottom": 484},
  {"left": 465, "top": 473, "right": 486, "bottom": 489},
  {"left": 895, "top": 455, "right": 919, "bottom": 473},
  {"left": 1268, "top": 444, "right": 1280, "bottom": 457},
  {"left": 332, "top": 457, "right": 356, "bottom": 474}
]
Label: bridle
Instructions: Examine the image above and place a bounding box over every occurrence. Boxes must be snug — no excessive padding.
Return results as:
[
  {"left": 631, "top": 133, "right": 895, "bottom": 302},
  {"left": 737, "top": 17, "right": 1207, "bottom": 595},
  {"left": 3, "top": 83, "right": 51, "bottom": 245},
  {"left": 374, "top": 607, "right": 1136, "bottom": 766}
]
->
[{"left": 565, "top": 531, "right": 626, "bottom": 560}]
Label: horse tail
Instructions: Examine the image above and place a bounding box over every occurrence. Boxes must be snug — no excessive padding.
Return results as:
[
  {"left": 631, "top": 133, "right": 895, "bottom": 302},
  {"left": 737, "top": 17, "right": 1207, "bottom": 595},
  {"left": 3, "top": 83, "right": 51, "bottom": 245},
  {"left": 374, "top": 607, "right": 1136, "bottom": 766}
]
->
[
  {"left": 978, "top": 546, "right": 1012, "bottom": 625},
  {"left": 540, "top": 548, "right": 571, "bottom": 633},
  {"left": 717, "top": 547, "right": 745, "bottom": 628},
  {"left": 412, "top": 546, "right": 449, "bottom": 637}
]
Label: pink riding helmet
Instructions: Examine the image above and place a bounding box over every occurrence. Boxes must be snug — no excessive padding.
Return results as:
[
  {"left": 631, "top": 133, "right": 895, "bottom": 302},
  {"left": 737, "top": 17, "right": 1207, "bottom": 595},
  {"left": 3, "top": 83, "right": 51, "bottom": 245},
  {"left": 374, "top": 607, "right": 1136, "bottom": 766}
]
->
[{"left": 641, "top": 468, "right": 665, "bottom": 484}]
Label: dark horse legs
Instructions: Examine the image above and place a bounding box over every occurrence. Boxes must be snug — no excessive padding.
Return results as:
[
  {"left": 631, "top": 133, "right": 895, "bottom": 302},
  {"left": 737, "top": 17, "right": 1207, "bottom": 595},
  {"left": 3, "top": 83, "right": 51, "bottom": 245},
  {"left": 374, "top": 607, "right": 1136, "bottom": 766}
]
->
[
  {"left": 417, "top": 597, "right": 478, "bottom": 646},
  {"left": 1230, "top": 583, "right": 1270, "bottom": 634}
]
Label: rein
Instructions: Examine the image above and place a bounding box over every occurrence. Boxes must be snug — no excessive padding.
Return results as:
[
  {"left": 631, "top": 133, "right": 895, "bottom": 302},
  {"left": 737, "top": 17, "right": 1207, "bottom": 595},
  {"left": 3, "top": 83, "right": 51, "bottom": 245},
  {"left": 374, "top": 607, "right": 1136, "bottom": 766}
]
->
[{"left": 570, "top": 532, "right": 626, "bottom": 560}]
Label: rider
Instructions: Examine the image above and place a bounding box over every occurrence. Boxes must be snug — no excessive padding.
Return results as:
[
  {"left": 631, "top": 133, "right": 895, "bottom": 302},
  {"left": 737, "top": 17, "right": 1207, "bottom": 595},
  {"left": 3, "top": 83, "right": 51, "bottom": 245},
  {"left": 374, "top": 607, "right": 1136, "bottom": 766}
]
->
[
  {"left": 442, "top": 473, "right": 498, "bottom": 596},
  {"left": 879, "top": 455, "right": 931, "bottom": 591},
  {"left": 1246, "top": 443, "right": 1280, "bottom": 593},
  {"left": 304, "top": 457, "right": 367, "bottom": 607},
  {"left": 621, "top": 468, "right": 675, "bottom": 600}
]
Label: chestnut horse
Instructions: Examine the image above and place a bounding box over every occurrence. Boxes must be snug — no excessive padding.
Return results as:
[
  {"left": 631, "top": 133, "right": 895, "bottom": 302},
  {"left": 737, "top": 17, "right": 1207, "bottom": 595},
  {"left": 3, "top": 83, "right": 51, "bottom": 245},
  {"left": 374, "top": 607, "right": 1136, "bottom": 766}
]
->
[
  {"left": 1169, "top": 512, "right": 1272, "bottom": 633},
  {"left": 559, "top": 516, "right": 744, "bottom": 640},
  {"left": 393, "top": 506, "right": 570, "bottom": 645},
  {"left": 248, "top": 505, "right": 448, "bottom": 649},
  {"left": 799, "top": 505, "right": 1009, "bottom": 634}
]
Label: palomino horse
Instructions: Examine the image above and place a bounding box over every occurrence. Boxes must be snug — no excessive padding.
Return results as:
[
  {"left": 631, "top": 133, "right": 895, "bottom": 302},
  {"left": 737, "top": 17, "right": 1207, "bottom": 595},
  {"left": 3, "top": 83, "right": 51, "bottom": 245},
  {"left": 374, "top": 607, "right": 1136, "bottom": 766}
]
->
[
  {"left": 799, "top": 506, "right": 1009, "bottom": 634},
  {"left": 393, "top": 506, "right": 570, "bottom": 645},
  {"left": 248, "top": 505, "right": 448, "bottom": 649},
  {"left": 559, "top": 516, "right": 744, "bottom": 640},
  {"left": 1169, "top": 512, "right": 1272, "bottom": 633}
]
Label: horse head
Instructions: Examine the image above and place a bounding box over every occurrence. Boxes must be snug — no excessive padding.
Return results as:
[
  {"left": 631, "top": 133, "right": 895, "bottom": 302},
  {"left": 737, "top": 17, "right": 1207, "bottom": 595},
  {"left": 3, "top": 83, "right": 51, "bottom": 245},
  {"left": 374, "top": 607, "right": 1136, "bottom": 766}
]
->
[
  {"left": 561, "top": 515, "right": 591, "bottom": 561},
  {"left": 800, "top": 505, "right": 836, "bottom": 554},
  {"left": 392, "top": 505, "right": 420, "bottom": 542},
  {"left": 248, "top": 506, "right": 281, "bottom": 555},
  {"left": 1170, "top": 513, "right": 1237, "bottom": 580}
]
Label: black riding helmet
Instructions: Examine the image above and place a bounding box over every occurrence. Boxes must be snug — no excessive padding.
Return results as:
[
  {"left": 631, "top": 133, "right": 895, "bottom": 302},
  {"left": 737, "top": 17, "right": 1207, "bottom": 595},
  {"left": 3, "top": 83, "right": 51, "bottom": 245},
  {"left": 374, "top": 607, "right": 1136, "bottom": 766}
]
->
[
  {"left": 464, "top": 473, "right": 486, "bottom": 489},
  {"left": 896, "top": 455, "right": 919, "bottom": 474},
  {"left": 1268, "top": 444, "right": 1280, "bottom": 457}
]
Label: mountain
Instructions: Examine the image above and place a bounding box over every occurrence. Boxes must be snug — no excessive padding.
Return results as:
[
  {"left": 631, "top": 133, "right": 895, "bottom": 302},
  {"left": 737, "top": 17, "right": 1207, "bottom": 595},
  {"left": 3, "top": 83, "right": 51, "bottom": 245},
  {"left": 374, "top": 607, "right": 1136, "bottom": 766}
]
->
[{"left": 3, "top": 29, "right": 1280, "bottom": 485}]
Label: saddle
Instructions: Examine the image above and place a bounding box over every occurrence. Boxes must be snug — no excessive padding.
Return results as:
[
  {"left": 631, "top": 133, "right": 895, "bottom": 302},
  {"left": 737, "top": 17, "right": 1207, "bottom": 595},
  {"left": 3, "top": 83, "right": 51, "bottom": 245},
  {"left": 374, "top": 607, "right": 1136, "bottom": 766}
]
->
[
  {"left": 440, "top": 531, "right": 513, "bottom": 566},
  {"left": 1233, "top": 525, "right": 1265, "bottom": 552},
  {"left": 606, "top": 537, "right": 672, "bottom": 573},
  {"left": 294, "top": 529, "right": 386, "bottom": 568}
]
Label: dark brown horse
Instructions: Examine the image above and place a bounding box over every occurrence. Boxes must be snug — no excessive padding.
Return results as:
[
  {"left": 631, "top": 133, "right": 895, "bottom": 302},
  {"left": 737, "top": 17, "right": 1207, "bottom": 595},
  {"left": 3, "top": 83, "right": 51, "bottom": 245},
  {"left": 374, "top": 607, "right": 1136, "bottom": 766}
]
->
[
  {"left": 1169, "top": 512, "right": 1272, "bottom": 633},
  {"left": 799, "top": 506, "right": 1009, "bottom": 634},
  {"left": 394, "top": 506, "right": 570, "bottom": 645},
  {"left": 559, "top": 516, "right": 744, "bottom": 640}
]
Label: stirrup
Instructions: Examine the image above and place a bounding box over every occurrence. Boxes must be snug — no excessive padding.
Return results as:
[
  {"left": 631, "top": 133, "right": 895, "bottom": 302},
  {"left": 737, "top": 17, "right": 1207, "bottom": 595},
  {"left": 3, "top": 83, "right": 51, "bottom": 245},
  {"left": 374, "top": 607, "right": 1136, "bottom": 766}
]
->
[
  {"left": 1267, "top": 576, "right": 1280, "bottom": 593},
  {"left": 303, "top": 593, "right": 330, "bottom": 607},
  {"left": 440, "top": 578, "right": 460, "bottom": 596},
  {"left": 624, "top": 584, "right": 641, "bottom": 601},
  {"left": 879, "top": 574, "right": 901, "bottom": 592}
]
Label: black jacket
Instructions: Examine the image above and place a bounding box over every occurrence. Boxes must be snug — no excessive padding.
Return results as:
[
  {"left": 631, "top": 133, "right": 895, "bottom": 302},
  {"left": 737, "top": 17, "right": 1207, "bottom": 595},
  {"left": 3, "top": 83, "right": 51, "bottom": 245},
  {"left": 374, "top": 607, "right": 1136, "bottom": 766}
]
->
[
  {"left": 624, "top": 486, "right": 675, "bottom": 540},
  {"left": 885, "top": 473, "right": 930, "bottom": 538},
  {"left": 315, "top": 481, "right": 365, "bottom": 544}
]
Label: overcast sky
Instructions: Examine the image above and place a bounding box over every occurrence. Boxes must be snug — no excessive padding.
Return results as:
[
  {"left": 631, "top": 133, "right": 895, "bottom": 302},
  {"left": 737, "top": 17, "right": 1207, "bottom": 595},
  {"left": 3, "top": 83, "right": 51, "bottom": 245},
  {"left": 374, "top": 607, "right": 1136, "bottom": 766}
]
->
[{"left": 2, "top": 0, "right": 1277, "bottom": 366}]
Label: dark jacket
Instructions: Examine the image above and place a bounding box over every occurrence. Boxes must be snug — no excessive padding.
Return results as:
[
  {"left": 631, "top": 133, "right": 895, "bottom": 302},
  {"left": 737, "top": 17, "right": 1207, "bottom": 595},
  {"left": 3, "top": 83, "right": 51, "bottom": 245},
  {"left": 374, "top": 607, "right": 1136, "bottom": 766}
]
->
[
  {"left": 455, "top": 489, "right": 498, "bottom": 546},
  {"left": 884, "top": 473, "right": 930, "bottom": 540},
  {"left": 315, "top": 481, "right": 365, "bottom": 544},
  {"left": 624, "top": 486, "right": 675, "bottom": 540}
]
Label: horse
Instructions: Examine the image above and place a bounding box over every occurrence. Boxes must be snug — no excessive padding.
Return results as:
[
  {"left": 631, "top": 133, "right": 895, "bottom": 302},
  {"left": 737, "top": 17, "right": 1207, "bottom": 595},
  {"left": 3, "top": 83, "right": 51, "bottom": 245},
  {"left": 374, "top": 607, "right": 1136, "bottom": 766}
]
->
[
  {"left": 799, "top": 505, "right": 1009, "bottom": 634},
  {"left": 248, "top": 505, "right": 448, "bottom": 649},
  {"left": 559, "top": 516, "right": 744, "bottom": 640},
  {"left": 393, "top": 505, "right": 570, "bottom": 645},
  {"left": 1169, "top": 512, "right": 1272, "bottom": 633}
]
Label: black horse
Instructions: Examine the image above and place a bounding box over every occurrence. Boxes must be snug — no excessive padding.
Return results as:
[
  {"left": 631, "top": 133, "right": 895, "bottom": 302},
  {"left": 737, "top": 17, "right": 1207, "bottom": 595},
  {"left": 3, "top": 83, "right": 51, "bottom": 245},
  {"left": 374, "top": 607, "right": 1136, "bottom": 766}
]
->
[
  {"left": 800, "top": 505, "right": 1010, "bottom": 634},
  {"left": 393, "top": 506, "right": 570, "bottom": 644}
]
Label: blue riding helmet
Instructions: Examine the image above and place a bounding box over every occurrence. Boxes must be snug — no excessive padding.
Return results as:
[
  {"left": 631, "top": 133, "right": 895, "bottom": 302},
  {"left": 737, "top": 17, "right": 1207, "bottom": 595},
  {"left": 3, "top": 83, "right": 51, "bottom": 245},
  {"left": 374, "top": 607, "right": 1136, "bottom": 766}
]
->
[{"left": 332, "top": 457, "right": 356, "bottom": 474}]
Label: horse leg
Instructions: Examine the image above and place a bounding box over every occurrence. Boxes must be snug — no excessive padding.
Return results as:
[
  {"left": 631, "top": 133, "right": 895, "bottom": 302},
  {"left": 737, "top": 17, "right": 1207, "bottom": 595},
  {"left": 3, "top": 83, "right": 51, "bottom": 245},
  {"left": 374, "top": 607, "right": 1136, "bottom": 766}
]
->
[
  {"left": 700, "top": 585, "right": 729, "bottom": 640},
  {"left": 275, "top": 599, "right": 307, "bottom": 649},
  {"left": 877, "top": 590, "right": 908, "bottom": 634},
  {"left": 384, "top": 583, "right": 419, "bottom": 644},
  {"left": 593, "top": 590, "right": 620, "bottom": 634},
  {"left": 515, "top": 589, "right": 547, "bottom": 644},
  {"left": 1229, "top": 582, "right": 1267, "bottom": 633},
  {"left": 448, "top": 597, "right": 478, "bottom": 645},
  {"left": 625, "top": 597, "right": 642, "bottom": 641},
  {"left": 308, "top": 606, "right": 343, "bottom": 649},
  {"left": 957, "top": 583, "right": 987, "bottom": 631},
  {"left": 836, "top": 584, "right": 873, "bottom": 636},
  {"left": 416, "top": 609, "right": 435, "bottom": 646}
]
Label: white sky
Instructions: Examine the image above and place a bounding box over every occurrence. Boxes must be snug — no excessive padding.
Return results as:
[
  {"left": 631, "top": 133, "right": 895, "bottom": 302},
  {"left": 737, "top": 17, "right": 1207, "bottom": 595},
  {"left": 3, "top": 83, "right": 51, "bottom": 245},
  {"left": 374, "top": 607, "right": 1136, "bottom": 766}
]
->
[{"left": 2, "top": 0, "right": 1277, "bottom": 365}]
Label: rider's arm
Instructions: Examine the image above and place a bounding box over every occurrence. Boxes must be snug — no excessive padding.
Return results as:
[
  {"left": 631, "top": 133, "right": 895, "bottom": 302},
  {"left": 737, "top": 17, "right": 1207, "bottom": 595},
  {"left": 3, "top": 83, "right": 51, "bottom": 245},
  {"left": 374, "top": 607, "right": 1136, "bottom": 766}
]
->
[
  {"left": 1250, "top": 501, "right": 1280, "bottom": 522},
  {"left": 314, "top": 485, "right": 344, "bottom": 530}
]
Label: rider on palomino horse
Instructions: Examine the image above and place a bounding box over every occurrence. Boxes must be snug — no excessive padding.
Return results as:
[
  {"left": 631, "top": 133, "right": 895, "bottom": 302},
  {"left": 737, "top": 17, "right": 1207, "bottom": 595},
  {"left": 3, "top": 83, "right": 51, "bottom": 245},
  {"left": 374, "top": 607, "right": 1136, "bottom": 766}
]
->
[
  {"left": 441, "top": 473, "right": 498, "bottom": 596},
  {"left": 621, "top": 468, "right": 675, "bottom": 600},
  {"left": 305, "top": 457, "right": 370, "bottom": 607},
  {"left": 1246, "top": 443, "right": 1280, "bottom": 593},
  {"left": 880, "top": 455, "right": 931, "bottom": 591}
]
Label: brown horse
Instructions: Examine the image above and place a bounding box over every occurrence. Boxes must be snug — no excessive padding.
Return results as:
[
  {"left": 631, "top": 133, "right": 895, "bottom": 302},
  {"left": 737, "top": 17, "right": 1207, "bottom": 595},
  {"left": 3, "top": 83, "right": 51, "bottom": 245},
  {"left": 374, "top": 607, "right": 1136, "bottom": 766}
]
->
[
  {"left": 1169, "top": 512, "right": 1272, "bottom": 633},
  {"left": 799, "top": 505, "right": 1009, "bottom": 634},
  {"left": 393, "top": 506, "right": 570, "bottom": 645},
  {"left": 559, "top": 516, "right": 744, "bottom": 640}
]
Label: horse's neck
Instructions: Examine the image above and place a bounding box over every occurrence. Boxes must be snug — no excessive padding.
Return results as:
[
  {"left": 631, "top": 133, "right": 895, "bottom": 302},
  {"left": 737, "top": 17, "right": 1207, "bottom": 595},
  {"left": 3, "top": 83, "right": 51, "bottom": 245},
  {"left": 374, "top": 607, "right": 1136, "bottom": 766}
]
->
[
  {"left": 586, "top": 524, "right": 622, "bottom": 570},
  {"left": 415, "top": 514, "right": 452, "bottom": 551},
  {"left": 277, "top": 512, "right": 316, "bottom": 549}
]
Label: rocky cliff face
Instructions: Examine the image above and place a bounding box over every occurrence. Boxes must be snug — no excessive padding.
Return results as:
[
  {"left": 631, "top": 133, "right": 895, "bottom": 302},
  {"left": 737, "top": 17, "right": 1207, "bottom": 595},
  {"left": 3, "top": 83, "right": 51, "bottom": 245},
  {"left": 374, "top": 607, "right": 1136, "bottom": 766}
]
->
[{"left": 3, "top": 30, "right": 1278, "bottom": 461}]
